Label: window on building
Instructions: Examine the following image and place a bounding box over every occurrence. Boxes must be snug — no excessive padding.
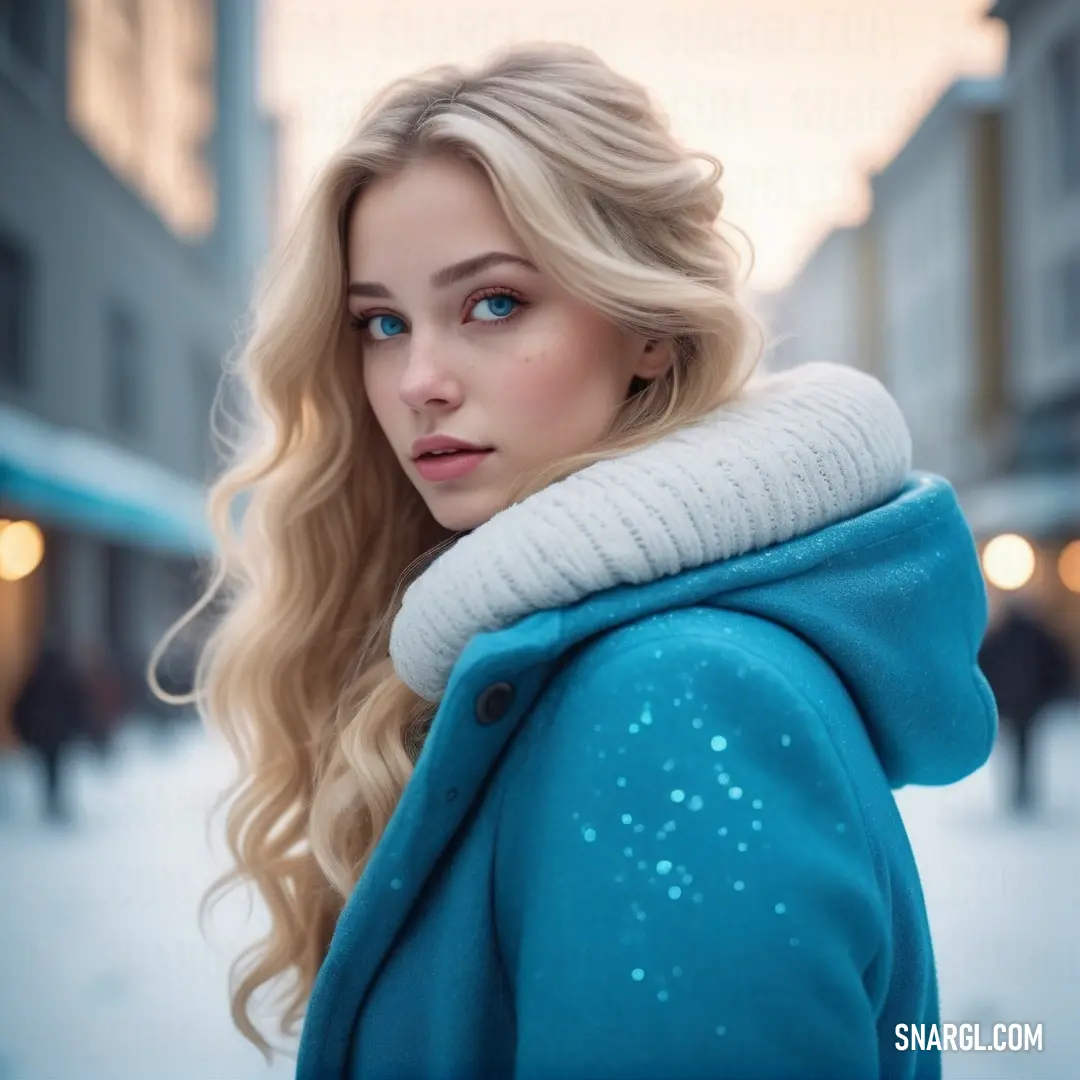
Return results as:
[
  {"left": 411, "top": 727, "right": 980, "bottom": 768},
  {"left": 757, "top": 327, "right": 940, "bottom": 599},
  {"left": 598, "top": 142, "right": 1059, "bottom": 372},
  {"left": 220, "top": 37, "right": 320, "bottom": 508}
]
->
[
  {"left": 0, "top": 0, "right": 47, "bottom": 70},
  {"left": 191, "top": 355, "right": 221, "bottom": 473},
  {"left": 103, "top": 543, "right": 136, "bottom": 660},
  {"left": 105, "top": 304, "right": 142, "bottom": 435},
  {"left": 1045, "top": 252, "right": 1080, "bottom": 348},
  {"left": 0, "top": 231, "right": 31, "bottom": 389},
  {"left": 41, "top": 527, "right": 68, "bottom": 643},
  {"left": 1049, "top": 34, "right": 1080, "bottom": 194},
  {"left": 1061, "top": 252, "right": 1080, "bottom": 346},
  {"left": 67, "top": 0, "right": 217, "bottom": 237}
]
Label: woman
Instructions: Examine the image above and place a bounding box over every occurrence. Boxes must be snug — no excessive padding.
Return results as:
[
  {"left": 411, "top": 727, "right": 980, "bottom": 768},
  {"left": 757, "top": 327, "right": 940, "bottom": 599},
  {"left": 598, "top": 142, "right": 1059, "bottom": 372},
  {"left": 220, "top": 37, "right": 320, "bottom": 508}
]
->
[{"left": 160, "top": 42, "right": 996, "bottom": 1080}]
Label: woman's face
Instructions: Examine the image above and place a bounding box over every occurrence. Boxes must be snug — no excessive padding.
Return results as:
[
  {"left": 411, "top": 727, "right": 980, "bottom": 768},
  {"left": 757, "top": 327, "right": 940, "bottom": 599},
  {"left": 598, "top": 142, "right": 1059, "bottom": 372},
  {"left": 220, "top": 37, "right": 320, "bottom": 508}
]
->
[{"left": 346, "top": 155, "right": 670, "bottom": 532}]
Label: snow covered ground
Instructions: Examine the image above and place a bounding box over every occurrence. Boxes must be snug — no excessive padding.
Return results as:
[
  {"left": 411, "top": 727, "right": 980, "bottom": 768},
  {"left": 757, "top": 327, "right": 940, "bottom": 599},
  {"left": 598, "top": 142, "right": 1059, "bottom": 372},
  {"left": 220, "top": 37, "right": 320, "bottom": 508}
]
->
[
  {"left": 895, "top": 704, "right": 1080, "bottom": 1080},
  {"left": 0, "top": 720, "right": 296, "bottom": 1080},
  {"left": 0, "top": 709, "right": 1078, "bottom": 1080}
]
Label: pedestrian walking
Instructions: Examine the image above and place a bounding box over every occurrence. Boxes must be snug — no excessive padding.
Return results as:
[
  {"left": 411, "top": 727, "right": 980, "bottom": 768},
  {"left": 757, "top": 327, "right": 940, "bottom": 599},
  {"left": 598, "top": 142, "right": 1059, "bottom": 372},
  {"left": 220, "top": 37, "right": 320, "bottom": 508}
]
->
[
  {"left": 12, "top": 638, "right": 89, "bottom": 823},
  {"left": 979, "top": 601, "right": 1076, "bottom": 814}
]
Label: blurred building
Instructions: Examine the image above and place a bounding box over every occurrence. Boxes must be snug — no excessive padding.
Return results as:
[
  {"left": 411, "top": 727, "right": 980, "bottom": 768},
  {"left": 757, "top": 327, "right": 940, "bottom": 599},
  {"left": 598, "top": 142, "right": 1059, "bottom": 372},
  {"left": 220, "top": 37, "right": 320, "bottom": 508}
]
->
[
  {"left": 764, "top": 79, "right": 1006, "bottom": 485},
  {"left": 760, "top": 223, "right": 879, "bottom": 377},
  {"left": 764, "top": 1, "right": 1080, "bottom": 654},
  {"left": 968, "top": 0, "right": 1080, "bottom": 643},
  {"left": 964, "top": 0, "right": 1080, "bottom": 612},
  {"left": 869, "top": 78, "right": 1007, "bottom": 488},
  {"left": 0, "top": 0, "right": 277, "bottom": 731}
]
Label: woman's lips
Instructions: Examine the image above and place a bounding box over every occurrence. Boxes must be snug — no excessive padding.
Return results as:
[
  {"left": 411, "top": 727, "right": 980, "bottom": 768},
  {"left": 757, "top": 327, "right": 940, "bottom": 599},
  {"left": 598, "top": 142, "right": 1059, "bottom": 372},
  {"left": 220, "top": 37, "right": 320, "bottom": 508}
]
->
[{"left": 413, "top": 449, "right": 494, "bottom": 482}]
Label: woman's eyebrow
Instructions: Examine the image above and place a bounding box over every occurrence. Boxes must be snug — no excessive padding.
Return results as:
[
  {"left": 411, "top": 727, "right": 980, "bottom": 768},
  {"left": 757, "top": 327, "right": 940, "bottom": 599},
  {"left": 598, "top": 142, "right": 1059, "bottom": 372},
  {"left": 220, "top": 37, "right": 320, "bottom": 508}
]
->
[{"left": 347, "top": 251, "right": 538, "bottom": 299}]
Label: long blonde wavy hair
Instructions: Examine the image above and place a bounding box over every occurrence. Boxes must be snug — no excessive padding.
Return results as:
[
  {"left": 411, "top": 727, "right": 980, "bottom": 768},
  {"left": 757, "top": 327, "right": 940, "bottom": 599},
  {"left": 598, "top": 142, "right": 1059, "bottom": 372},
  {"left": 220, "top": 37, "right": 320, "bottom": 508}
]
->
[{"left": 152, "top": 40, "right": 763, "bottom": 1059}]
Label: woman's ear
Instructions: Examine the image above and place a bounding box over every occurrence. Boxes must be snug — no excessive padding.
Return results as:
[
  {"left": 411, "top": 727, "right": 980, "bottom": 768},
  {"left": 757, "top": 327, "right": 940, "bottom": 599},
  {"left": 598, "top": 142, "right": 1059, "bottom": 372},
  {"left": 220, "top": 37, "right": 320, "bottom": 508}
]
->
[{"left": 634, "top": 337, "right": 675, "bottom": 380}]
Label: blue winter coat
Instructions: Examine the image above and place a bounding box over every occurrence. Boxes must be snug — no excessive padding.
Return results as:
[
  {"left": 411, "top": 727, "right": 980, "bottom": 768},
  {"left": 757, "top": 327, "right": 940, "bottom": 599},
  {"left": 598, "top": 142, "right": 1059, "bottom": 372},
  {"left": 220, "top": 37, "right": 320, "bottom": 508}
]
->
[{"left": 296, "top": 474, "right": 997, "bottom": 1080}]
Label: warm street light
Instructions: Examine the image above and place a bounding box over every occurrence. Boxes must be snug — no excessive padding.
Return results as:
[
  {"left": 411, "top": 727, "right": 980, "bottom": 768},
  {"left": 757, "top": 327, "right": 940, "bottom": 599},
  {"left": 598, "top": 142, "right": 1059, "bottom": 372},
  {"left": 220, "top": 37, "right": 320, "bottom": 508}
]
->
[
  {"left": 1059, "top": 541, "right": 1080, "bottom": 595},
  {"left": 981, "top": 533, "right": 1036, "bottom": 591},
  {"left": 0, "top": 520, "right": 45, "bottom": 582}
]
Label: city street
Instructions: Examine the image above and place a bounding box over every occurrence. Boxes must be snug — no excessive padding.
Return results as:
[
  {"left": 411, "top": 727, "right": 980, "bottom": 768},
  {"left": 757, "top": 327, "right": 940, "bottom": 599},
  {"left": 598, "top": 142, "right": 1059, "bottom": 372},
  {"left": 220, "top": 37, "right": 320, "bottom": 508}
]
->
[
  {"left": 1, "top": 2, "right": 1077, "bottom": 1079},
  {"left": 1, "top": 710, "right": 1078, "bottom": 1080}
]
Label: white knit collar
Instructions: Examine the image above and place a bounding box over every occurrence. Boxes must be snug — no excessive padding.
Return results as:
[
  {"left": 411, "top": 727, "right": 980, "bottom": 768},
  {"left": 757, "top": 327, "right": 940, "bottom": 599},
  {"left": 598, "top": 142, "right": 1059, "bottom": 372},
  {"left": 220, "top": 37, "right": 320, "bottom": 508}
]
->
[{"left": 389, "top": 362, "right": 913, "bottom": 701}]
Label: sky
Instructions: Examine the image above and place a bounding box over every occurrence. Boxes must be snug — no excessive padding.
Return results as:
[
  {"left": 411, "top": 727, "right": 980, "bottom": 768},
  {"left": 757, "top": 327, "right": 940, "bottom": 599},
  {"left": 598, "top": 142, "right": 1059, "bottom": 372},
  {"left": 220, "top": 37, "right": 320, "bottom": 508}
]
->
[{"left": 259, "top": 0, "right": 1006, "bottom": 292}]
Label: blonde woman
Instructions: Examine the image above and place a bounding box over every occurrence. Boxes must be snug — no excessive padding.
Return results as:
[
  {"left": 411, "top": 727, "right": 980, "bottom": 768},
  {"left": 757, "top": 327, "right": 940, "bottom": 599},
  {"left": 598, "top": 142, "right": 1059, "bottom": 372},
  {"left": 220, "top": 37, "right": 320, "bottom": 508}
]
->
[{"left": 163, "top": 42, "right": 997, "bottom": 1080}]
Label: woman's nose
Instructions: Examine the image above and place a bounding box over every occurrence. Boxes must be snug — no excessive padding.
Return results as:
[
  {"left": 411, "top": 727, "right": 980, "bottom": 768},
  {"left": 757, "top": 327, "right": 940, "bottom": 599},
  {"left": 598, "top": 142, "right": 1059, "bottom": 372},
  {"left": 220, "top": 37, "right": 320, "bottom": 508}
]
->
[{"left": 397, "top": 336, "right": 463, "bottom": 409}]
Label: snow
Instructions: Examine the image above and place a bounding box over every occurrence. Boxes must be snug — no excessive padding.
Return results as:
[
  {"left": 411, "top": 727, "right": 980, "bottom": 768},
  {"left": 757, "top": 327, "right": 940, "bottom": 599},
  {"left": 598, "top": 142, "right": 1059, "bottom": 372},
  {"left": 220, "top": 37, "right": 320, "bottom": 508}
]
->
[
  {"left": 0, "top": 721, "right": 295, "bottom": 1080},
  {"left": 894, "top": 704, "right": 1080, "bottom": 1079},
  {"left": 1, "top": 710, "right": 1078, "bottom": 1080}
]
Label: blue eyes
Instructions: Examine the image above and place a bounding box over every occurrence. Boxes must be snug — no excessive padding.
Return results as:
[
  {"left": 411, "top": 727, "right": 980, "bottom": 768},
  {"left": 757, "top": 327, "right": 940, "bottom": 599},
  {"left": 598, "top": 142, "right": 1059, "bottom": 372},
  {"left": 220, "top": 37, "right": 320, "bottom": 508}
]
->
[
  {"left": 474, "top": 294, "right": 517, "bottom": 321},
  {"left": 356, "top": 291, "right": 523, "bottom": 342},
  {"left": 366, "top": 314, "right": 407, "bottom": 340}
]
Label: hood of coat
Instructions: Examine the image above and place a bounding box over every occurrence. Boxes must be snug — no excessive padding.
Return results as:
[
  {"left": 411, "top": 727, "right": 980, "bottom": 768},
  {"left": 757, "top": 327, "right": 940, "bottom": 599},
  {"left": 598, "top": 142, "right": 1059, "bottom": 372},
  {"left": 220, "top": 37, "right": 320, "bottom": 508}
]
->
[{"left": 389, "top": 362, "right": 996, "bottom": 788}]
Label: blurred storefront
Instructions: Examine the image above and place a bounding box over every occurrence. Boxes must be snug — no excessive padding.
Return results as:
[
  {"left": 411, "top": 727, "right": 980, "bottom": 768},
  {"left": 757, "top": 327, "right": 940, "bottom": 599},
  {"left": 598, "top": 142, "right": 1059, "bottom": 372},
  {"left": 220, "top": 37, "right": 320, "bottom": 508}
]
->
[
  {"left": 0, "top": 517, "right": 45, "bottom": 747},
  {"left": 963, "top": 400, "right": 1080, "bottom": 648},
  {"left": 0, "top": 0, "right": 276, "bottom": 739},
  {"left": 0, "top": 407, "right": 213, "bottom": 737}
]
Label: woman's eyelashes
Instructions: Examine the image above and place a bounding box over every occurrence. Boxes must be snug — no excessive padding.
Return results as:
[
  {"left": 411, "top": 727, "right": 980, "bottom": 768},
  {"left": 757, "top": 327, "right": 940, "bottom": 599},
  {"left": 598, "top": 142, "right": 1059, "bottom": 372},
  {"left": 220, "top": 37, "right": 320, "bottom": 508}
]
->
[
  {"left": 352, "top": 312, "right": 406, "bottom": 340},
  {"left": 467, "top": 287, "right": 526, "bottom": 325},
  {"left": 349, "top": 287, "right": 528, "bottom": 343}
]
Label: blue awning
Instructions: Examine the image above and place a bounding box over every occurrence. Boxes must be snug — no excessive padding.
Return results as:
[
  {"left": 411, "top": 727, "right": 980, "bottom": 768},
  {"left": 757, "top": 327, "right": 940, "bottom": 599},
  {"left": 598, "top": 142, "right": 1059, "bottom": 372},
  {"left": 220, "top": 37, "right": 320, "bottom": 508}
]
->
[{"left": 0, "top": 405, "right": 215, "bottom": 557}]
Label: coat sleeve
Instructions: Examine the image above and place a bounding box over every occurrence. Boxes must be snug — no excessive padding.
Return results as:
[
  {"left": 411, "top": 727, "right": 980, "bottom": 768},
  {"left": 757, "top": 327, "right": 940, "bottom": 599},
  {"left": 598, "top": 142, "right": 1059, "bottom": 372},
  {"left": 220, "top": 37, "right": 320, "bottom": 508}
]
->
[{"left": 493, "top": 621, "right": 888, "bottom": 1080}]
